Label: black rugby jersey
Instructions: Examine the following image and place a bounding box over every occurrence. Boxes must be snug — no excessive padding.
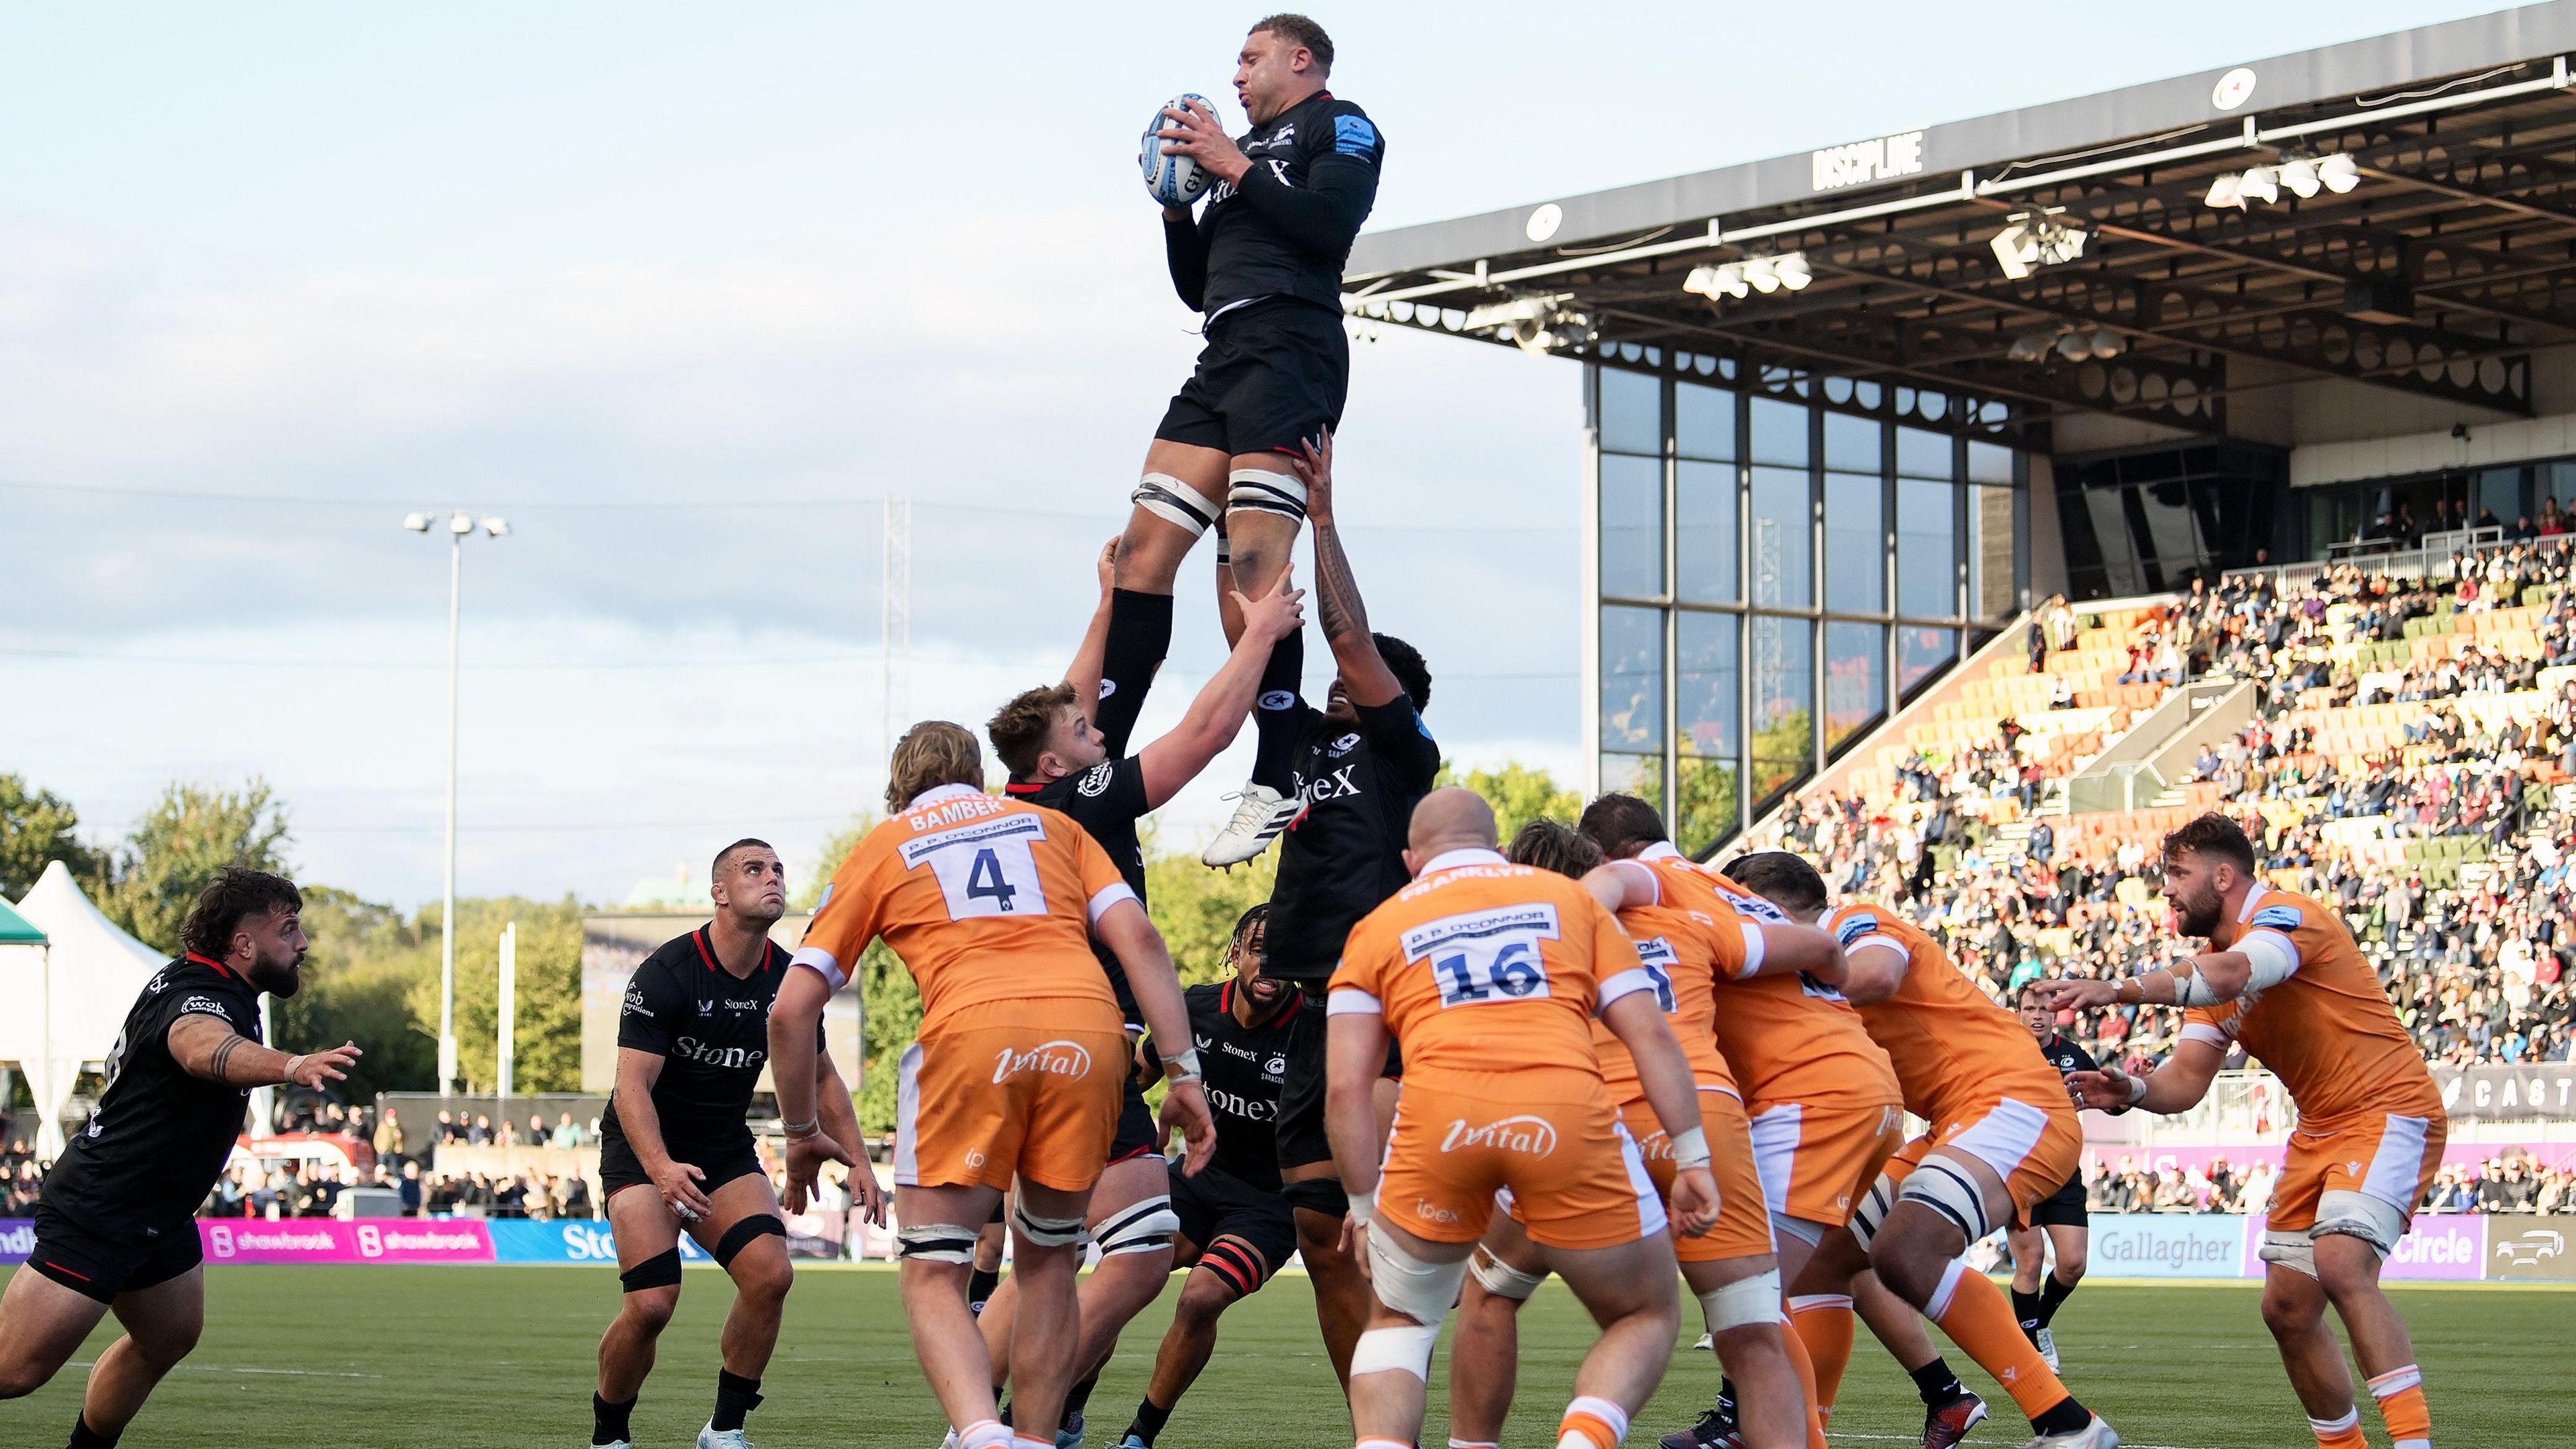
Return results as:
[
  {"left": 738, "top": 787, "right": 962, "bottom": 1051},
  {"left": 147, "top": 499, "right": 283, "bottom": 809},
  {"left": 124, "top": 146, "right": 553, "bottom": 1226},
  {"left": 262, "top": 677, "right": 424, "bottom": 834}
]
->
[
  {"left": 1165, "top": 90, "right": 1384, "bottom": 318},
  {"left": 1010, "top": 754, "right": 1152, "bottom": 1030},
  {"left": 42, "top": 954, "right": 263, "bottom": 1240},
  {"left": 1264, "top": 696, "right": 1440, "bottom": 985},
  {"left": 1185, "top": 979, "right": 1304, "bottom": 1191},
  {"left": 2035, "top": 1030, "right": 2128, "bottom": 1114},
  {"left": 602, "top": 926, "right": 815, "bottom": 1148}
]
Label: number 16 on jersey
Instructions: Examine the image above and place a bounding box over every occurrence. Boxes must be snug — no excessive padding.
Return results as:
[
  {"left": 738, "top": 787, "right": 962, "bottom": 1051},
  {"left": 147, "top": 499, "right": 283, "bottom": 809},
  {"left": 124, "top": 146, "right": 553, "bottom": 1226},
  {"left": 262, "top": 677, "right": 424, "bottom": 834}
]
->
[{"left": 1402, "top": 904, "right": 1560, "bottom": 1008}]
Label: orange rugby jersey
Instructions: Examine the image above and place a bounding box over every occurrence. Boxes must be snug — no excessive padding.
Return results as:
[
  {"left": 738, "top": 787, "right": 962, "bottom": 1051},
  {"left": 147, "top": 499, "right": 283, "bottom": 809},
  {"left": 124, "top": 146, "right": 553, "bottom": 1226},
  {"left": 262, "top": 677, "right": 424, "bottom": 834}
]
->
[
  {"left": 793, "top": 784, "right": 1130, "bottom": 1036},
  {"left": 1591, "top": 848, "right": 1747, "bottom": 1098},
  {"left": 1695, "top": 864, "right": 1901, "bottom": 1110},
  {"left": 1330, "top": 847, "right": 1650, "bottom": 1099},
  {"left": 2182, "top": 885, "right": 2443, "bottom": 1125},
  {"left": 1825, "top": 900, "right": 2067, "bottom": 1126}
]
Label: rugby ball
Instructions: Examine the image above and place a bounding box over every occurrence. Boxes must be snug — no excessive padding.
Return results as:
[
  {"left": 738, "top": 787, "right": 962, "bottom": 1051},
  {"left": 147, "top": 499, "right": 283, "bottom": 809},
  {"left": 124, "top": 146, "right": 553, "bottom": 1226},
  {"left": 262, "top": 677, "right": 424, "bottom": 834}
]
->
[{"left": 1142, "top": 93, "right": 1216, "bottom": 207}]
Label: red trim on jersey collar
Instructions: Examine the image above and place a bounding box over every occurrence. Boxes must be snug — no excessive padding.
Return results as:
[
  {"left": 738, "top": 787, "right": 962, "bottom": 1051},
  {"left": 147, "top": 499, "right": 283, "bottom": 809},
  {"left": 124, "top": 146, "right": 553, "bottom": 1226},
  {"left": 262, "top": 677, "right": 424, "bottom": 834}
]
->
[
  {"left": 184, "top": 951, "right": 244, "bottom": 981},
  {"left": 696, "top": 926, "right": 783, "bottom": 977},
  {"left": 1004, "top": 780, "right": 1044, "bottom": 796}
]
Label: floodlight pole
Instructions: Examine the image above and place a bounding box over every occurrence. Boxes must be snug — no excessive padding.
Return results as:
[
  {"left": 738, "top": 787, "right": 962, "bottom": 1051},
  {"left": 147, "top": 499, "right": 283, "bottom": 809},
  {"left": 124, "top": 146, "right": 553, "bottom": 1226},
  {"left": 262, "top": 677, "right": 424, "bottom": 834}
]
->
[{"left": 439, "top": 525, "right": 462, "bottom": 1097}]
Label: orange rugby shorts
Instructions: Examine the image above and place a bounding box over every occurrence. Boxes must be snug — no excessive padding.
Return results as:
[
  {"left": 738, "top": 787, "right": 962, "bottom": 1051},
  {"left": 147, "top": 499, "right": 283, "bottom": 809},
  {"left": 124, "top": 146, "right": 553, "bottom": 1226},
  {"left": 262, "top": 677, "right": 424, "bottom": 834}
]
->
[
  {"left": 1617, "top": 1085, "right": 1773, "bottom": 1262},
  {"left": 1746, "top": 1098, "right": 1905, "bottom": 1228},
  {"left": 1881, "top": 1095, "right": 2083, "bottom": 1227},
  {"left": 894, "top": 1002, "right": 1125, "bottom": 1193},
  {"left": 2270, "top": 1110, "right": 2446, "bottom": 1234},
  {"left": 1377, "top": 1077, "right": 1662, "bottom": 1251}
]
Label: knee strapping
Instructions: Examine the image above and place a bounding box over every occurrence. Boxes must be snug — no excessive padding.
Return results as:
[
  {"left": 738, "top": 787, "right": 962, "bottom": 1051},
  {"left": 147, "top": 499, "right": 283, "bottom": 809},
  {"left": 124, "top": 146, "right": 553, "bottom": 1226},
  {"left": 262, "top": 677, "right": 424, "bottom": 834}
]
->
[
  {"left": 620, "top": 1247, "right": 683, "bottom": 1292},
  {"left": 1699, "top": 1268, "right": 1783, "bottom": 1332},
  {"left": 713, "top": 1213, "right": 786, "bottom": 1267},
  {"left": 1350, "top": 1322, "right": 1441, "bottom": 1381},
  {"left": 1365, "top": 1226, "right": 1470, "bottom": 1326},
  {"left": 1227, "top": 469, "right": 1307, "bottom": 522},
  {"left": 1132, "top": 472, "right": 1223, "bottom": 538},
  {"left": 1895, "top": 1159, "right": 1994, "bottom": 1243},
  {"left": 1468, "top": 1246, "right": 1547, "bottom": 1301},
  {"left": 1095, "top": 1195, "right": 1179, "bottom": 1258},
  {"left": 1849, "top": 1172, "right": 1898, "bottom": 1251},
  {"left": 898, "top": 1222, "right": 979, "bottom": 1265},
  {"left": 1012, "top": 1203, "right": 1088, "bottom": 1250},
  {"left": 1201, "top": 1236, "right": 1271, "bottom": 1295}
]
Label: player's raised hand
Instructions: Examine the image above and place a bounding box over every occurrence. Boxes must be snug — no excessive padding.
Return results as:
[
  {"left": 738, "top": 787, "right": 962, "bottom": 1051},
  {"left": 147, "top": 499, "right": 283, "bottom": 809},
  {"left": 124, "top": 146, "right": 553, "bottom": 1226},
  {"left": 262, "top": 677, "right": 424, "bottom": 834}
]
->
[
  {"left": 2064, "top": 1067, "right": 2137, "bottom": 1112},
  {"left": 282, "top": 1040, "right": 361, "bottom": 1089},
  {"left": 653, "top": 1158, "right": 714, "bottom": 1222},
  {"left": 1287, "top": 429, "right": 1336, "bottom": 525},
  {"left": 2027, "top": 975, "right": 2119, "bottom": 1013},
  {"left": 1158, "top": 98, "right": 1249, "bottom": 184},
  {"left": 1232, "top": 565, "right": 1305, "bottom": 643},
  {"left": 1161, "top": 1078, "right": 1218, "bottom": 1176},
  {"left": 780, "top": 1131, "right": 854, "bottom": 1216},
  {"left": 1668, "top": 1165, "right": 1721, "bottom": 1237}
]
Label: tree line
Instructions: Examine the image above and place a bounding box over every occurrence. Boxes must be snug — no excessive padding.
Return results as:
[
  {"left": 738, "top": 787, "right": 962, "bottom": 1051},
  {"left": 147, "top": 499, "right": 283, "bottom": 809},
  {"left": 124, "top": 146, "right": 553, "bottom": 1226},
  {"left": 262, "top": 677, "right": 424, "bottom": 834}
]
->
[{"left": 1, "top": 763, "right": 1578, "bottom": 1132}]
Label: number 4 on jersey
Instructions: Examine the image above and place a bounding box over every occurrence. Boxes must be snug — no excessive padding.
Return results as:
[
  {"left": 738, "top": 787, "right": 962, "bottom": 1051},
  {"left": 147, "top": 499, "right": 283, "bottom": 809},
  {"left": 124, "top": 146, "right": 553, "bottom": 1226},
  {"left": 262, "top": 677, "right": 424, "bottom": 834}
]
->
[{"left": 965, "top": 848, "right": 1017, "bottom": 911}]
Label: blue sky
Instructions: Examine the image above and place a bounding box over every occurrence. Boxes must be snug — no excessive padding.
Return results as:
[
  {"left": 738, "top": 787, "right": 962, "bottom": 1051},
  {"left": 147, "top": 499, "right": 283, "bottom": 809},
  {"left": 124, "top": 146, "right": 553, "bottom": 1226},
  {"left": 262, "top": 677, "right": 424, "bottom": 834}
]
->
[{"left": 1, "top": 1, "right": 2520, "bottom": 908}]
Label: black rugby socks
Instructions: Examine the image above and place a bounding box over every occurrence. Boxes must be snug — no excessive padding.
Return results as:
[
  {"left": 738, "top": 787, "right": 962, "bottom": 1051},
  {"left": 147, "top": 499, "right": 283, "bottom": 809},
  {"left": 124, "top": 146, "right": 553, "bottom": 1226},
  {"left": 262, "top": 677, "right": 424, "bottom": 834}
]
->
[
  {"left": 712, "top": 1369, "right": 763, "bottom": 1432},
  {"left": 967, "top": 1264, "right": 1001, "bottom": 1315},
  {"left": 1249, "top": 625, "right": 1305, "bottom": 794},
  {"left": 1909, "top": 1357, "right": 1968, "bottom": 1407},
  {"left": 1126, "top": 1395, "right": 1174, "bottom": 1446},
  {"left": 1097, "top": 588, "right": 1173, "bottom": 757},
  {"left": 1062, "top": 1371, "right": 1100, "bottom": 1419},
  {"left": 66, "top": 1415, "right": 119, "bottom": 1449},
  {"left": 2012, "top": 1285, "right": 2043, "bottom": 1335},
  {"left": 592, "top": 1392, "right": 635, "bottom": 1446},
  {"left": 2038, "top": 1271, "right": 2079, "bottom": 1328}
]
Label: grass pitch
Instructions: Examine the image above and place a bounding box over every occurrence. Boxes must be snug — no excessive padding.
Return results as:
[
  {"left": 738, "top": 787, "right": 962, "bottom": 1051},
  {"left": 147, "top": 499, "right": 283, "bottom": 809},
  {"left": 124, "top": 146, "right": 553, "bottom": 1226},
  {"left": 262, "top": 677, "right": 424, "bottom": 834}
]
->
[{"left": 0, "top": 1265, "right": 2559, "bottom": 1448}]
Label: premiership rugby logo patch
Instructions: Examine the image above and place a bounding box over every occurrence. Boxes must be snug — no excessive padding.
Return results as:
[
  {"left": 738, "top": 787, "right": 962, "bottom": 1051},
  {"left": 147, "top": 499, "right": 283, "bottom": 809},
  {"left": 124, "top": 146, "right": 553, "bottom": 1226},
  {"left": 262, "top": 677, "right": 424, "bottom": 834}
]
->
[{"left": 2249, "top": 904, "right": 2303, "bottom": 931}]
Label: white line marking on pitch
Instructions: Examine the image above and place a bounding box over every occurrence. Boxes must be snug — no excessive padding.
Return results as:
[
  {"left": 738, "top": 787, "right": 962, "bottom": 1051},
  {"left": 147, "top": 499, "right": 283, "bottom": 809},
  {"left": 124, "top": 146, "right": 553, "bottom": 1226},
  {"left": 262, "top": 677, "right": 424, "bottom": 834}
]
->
[
  {"left": 68, "top": 1360, "right": 380, "bottom": 1379},
  {"left": 1830, "top": 1434, "right": 2205, "bottom": 1449}
]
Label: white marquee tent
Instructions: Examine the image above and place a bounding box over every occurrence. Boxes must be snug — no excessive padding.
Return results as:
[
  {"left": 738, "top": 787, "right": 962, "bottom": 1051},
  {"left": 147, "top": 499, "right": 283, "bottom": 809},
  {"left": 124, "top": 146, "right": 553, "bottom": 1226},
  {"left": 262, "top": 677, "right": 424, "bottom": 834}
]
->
[{"left": 2, "top": 861, "right": 166, "bottom": 1159}]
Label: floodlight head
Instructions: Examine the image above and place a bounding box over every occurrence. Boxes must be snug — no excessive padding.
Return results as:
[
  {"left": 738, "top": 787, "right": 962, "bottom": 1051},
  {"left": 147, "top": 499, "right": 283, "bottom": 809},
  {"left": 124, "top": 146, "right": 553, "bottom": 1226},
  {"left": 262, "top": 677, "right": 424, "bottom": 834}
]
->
[
  {"left": 1716, "top": 264, "right": 1750, "bottom": 299},
  {"left": 2204, "top": 172, "right": 2243, "bottom": 209},
  {"left": 1989, "top": 223, "right": 2034, "bottom": 280},
  {"left": 2088, "top": 327, "right": 2125, "bottom": 360},
  {"left": 2007, "top": 330, "right": 2054, "bottom": 364},
  {"left": 448, "top": 512, "right": 474, "bottom": 535},
  {"left": 2318, "top": 153, "right": 2360, "bottom": 194},
  {"left": 2239, "top": 166, "right": 2279, "bottom": 203},
  {"left": 403, "top": 512, "right": 431, "bottom": 533},
  {"left": 1744, "top": 258, "right": 1780, "bottom": 293},
  {"left": 482, "top": 517, "right": 511, "bottom": 537},
  {"left": 1683, "top": 265, "right": 1723, "bottom": 298},
  {"left": 2056, "top": 329, "right": 2093, "bottom": 362},
  {"left": 1774, "top": 252, "right": 1814, "bottom": 290},
  {"left": 2280, "top": 158, "right": 2321, "bottom": 199}
]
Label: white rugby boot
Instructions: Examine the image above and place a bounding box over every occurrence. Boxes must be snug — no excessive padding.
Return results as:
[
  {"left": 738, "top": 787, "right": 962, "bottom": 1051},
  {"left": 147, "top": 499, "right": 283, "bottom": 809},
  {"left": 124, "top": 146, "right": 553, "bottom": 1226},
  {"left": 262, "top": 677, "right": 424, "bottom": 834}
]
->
[
  {"left": 2022, "top": 1413, "right": 2118, "bottom": 1449},
  {"left": 698, "top": 1424, "right": 755, "bottom": 1449},
  {"left": 1200, "top": 783, "right": 1299, "bottom": 866},
  {"left": 2035, "top": 1324, "right": 2061, "bottom": 1371}
]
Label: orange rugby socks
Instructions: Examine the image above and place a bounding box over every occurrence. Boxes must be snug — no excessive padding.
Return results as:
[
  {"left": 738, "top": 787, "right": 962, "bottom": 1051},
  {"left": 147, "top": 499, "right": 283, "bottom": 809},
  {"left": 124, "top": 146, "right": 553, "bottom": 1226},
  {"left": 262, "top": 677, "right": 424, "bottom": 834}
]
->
[
  {"left": 2368, "top": 1364, "right": 2431, "bottom": 1449},
  {"left": 1774, "top": 1313, "right": 1831, "bottom": 1449},
  {"left": 2307, "top": 1407, "right": 2368, "bottom": 1449},
  {"left": 1785, "top": 1293, "right": 1856, "bottom": 1413},
  {"left": 1924, "top": 1260, "right": 2077, "bottom": 1424},
  {"left": 1557, "top": 1395, "right": 1629, "bottom": 1449}
]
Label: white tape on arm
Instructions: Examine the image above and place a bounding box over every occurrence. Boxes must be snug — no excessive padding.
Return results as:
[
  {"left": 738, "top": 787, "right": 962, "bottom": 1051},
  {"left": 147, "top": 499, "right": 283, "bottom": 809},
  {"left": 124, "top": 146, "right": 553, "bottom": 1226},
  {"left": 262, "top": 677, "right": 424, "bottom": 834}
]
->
[
  {"left": 1328, "top": 988, "right": 1383, "bottom": 1016},
  {"left": 788, "top": 946, "right": 848, "bottom": 992},
  {"left": 1087, "top": 882, "right": 1140, "bottom": 924},
  {"left": 2237, "top": 930, "right": 2302, "bottom": 990}
]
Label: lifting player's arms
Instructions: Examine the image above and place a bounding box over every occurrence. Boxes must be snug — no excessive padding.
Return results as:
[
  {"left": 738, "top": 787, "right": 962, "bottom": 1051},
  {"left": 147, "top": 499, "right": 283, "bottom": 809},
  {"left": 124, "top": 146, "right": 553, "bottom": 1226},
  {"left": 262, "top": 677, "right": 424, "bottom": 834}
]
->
[
  {"left": 2033, "top": 812, "right": 2443, "bottom": 1449},
  {"left": 0, "top": 868, "right": 358, "bottom": 1449},
  {"left": 1324, "top": 789, "right": 1716, "bottom": 1449},
  {"left": 766, "top": 724, "right": 1213, "bottom": 1449},
  {"left": 971, "top": 555, "right": 1302, "bottom": 1446},
  {"left": 1105, "top": 15, "right": 1385, "bottom": 859}
]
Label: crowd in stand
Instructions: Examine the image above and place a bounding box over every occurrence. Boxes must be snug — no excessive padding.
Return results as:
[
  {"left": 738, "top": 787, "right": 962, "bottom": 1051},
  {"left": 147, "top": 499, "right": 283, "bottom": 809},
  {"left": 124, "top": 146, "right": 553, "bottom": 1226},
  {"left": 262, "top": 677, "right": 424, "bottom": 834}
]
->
[
  {"left": 2078, "top": 1148, "right": 2573, "bottom": 1216},
  {"left": 1752, "top": 542, "right": 2576, "bottom": 1075}
]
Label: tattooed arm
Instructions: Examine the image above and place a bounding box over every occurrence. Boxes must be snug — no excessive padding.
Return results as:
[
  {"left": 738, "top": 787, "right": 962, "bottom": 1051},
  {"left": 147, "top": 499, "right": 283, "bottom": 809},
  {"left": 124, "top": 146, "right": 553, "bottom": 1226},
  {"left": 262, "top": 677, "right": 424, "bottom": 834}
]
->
[
  {"left": 1286, "top": 431, "right": 1407, "bottom": 709},
  {"left": 166, "top": 1013, "right": 360, "bottom": 1089}
]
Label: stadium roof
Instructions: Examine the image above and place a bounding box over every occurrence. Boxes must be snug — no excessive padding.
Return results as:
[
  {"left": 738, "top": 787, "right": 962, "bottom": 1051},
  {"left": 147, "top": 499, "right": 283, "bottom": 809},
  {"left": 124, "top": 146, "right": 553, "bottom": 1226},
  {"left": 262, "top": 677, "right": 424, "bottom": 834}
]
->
[{"left": 1344, "top": 3, "right": 2576, "bottom": 449}]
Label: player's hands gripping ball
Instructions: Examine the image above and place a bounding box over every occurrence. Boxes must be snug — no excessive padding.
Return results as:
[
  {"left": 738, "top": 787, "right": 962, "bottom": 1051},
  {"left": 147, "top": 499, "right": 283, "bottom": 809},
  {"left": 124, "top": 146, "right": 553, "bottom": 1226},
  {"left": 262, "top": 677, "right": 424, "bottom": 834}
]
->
[{"left": 1157, "top": 95, "right": 1250, "bottom": 189}]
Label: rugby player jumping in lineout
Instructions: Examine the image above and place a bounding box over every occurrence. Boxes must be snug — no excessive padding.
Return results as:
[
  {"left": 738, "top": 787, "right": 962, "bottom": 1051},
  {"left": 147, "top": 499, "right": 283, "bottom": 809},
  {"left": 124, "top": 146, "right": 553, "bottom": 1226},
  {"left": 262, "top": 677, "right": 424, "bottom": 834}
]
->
[
  {"left": 0, "top": 867, "right": 360, "bottom": 1449},
  {"left": 1112, "top": 13, "right": 1385, "bottom": 865}
]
